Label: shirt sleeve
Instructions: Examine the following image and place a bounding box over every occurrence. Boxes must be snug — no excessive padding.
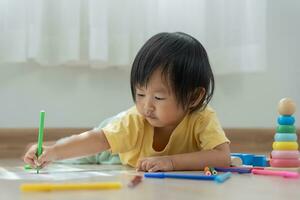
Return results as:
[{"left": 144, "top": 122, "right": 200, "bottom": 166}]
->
[
  {"left": 195, "top": 110, "right": 230, "bottom": 150},
  {"left": 102, "top": 110, "right": 144, "bottom": 154}
]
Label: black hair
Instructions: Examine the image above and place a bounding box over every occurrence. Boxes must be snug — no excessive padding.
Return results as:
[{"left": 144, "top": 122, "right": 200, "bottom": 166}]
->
[{"left": 130, "top": 32, "right": 214, "bottom": 112}]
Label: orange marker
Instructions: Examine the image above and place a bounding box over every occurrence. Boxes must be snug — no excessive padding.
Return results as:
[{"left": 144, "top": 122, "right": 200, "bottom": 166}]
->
[{"left": 204, "top": 167, "right": 212, "bottom": 176}]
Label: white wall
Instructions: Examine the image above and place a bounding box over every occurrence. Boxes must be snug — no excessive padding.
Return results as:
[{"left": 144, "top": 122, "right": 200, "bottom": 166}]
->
[
  {"left": 212, "top": 1, "right": 300, "bottom": 128},
  {"left": 0, "top": 1, "right": 299, "bottom": 128},
  {"left": 0, "top": 65, "right": 133, "bottom": 128}
]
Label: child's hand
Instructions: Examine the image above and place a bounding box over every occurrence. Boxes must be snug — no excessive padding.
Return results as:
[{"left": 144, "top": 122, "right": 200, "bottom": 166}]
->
[
  {"left": 23, "top": 144, "right": 57, "bottom": 169},
  {"left": 136, "top": 156, "right": 174, "bottom": 172}
]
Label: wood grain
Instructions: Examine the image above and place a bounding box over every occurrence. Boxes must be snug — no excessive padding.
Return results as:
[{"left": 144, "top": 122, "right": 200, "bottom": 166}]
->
[
  {"left": 0, "top": 128, "right": 89, "bottom": 158},
  {"left": 0, "top": 128, "right": 299, "bottom": 158}
]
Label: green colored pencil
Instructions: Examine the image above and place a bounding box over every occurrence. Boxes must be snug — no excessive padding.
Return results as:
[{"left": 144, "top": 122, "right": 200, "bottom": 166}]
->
[{"left": 36, "top": 110, "right": 45, "bottom": 174}]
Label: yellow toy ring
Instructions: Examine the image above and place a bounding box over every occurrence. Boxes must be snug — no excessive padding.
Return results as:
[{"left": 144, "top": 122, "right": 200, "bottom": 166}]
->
[{"left": 272, "top": 142, "right": 298, "bottom": 150}]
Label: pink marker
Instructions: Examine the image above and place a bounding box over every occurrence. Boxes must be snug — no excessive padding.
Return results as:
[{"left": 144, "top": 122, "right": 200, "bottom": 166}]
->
[{"left": 252, "top": 169, "right": 300, "bottom": 178}]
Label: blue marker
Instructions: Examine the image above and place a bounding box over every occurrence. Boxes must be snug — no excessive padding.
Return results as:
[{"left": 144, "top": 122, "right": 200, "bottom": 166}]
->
[
  {"left": 144, "top": 172, "right": 232, "bottom": 183},
  {"left": 214, "top": 172, "right": 232, "bottom": 183},
  {"left": 214, "top": 167, "right": 252, "bottom": 174},
  {"left": 144, "top": 172, "right": 216, "bottom": 180}
]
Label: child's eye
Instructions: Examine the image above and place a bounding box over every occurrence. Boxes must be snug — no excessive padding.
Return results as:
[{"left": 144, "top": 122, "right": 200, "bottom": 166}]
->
[
  {"left": 137, "top": 93, "right": 145, "bottom": 97},
  {"left": 155, "top": 96, "right": 165, "bottom": 100}
]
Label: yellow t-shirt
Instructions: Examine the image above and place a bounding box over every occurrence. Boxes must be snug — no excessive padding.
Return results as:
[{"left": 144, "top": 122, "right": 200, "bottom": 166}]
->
[{"left": 102, "top": 106, "right": 229, "bottom": 167}]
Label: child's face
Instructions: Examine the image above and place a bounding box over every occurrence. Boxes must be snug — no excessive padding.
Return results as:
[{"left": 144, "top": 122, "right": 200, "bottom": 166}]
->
[{"left": 135, "top": 69, "right": 187, "bottom": 131}]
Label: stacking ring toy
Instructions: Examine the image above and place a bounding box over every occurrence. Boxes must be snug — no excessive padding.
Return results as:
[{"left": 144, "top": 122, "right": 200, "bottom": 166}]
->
[
  {"left": 272, "top": 142, "right": 298, "bottom": 150},
  {"left": 270, "top": 158, "right": 300, "bottom": 167},
  {"left": 274, "top": 133, "right": 298, "bottom": 141},
  {"left": 277, "top": 115, "right": 295, "bottom": 125},
  {"left": 276, "top": 125, "right": 296, "bottom": 133},
  {"left": 271, "top": 150, "right": 300, "bottom": 159}
]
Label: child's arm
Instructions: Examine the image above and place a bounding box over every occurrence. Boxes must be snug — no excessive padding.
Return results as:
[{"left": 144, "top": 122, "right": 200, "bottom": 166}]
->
[
  {"left": 171, "top": 142, "right": 231, "bottom": 170},
  {"left": 137, "top": 142, "right": 230, "bottom": 172},
  {"left": 24, "top": 129, "right": 110, "bottom": 168}
]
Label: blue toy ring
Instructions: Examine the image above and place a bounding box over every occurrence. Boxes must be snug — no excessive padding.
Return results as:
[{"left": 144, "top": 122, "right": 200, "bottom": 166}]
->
[
  {"left": 274, "top": 133, "right": 297, "bottom": 141},
  {"left": 277, "top": 115, "right": 295, "bottom": 125}
]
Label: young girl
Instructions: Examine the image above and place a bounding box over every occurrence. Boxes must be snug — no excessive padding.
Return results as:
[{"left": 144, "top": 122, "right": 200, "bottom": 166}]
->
[{"left": 24, "top": 32, "right": 230, "bottom": 172}]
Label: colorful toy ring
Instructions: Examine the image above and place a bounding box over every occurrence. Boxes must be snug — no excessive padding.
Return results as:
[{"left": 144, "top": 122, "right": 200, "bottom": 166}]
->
[
  {"left": 276, "top": 125, "right": 296, "bottom": 133},
  {"left": 277, "top": 115, "right": 295, "bottom": 125},
  {"left": 274, "top": 133, "right": 297, "bottom": 141},
  {"left": 270, "top": 158, "right": 300, "bottom": 167},
  {"left": 272, "top": 142, "right": 298, "bottom": 150},
  {"left": 271, "top": 150, "right": 300, "bottom": 159}
]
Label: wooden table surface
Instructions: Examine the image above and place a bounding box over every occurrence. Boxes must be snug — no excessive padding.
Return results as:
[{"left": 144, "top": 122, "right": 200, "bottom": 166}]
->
[{"left": 0, "top": 159, "right": 299, "bottom": 200}]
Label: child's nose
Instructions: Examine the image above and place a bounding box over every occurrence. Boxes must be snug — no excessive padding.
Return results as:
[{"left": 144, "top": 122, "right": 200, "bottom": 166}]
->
[
  {"left": 145, "top": 109, "right": 153, "bottom": 116},
  {"left": 144, "top": 99, "right": 154, "bottom": 113}
]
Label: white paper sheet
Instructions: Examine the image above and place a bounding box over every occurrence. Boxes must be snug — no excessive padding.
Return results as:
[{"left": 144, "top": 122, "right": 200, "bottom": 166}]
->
[{"left": 0, "top": 164, "right": 133, "bottom": 181}]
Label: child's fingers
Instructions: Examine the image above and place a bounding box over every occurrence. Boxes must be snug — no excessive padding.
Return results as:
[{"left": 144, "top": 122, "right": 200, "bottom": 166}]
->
[
  {"left": 136, "top": 159, "right": 144, "bottom": 171},
  {"left": 145, "top": 162, "right": 155, "bottom": 171},
  {"left": 24, "top": 156, "right": 36, "bottom": 167},
  {"left": 26, "top": 148, "right": 37, "bottom": 157},
  {"left": 37, "top": 151, "right": 49, "bottom": 165},
  {"left": 137, "top": 161, "right": 148, "bottom": 171},
  {"left": 24, "top": 149, "right": 38, "bottom": 167},
  {"left": 40, "top": 161, "right": 50, "bottom": 169},
  {"left": 140, "top": 160, "right": 149, "bottom": 171},
  {"left": 148, "top": 165, "right": 160, "bottom": 172},
  {"left": 25, "top": 146, "right": 37, "bottom": 159},
  {"left": 137, "top": 158, "right": 157, "bottom": 171},
  {"left": 36, "top": 158, "right": 47, "bottom": 170}
]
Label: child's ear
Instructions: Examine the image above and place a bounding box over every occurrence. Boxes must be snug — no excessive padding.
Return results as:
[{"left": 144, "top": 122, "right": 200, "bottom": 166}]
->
[{"left": 189, "top": 87, "right": 206, "bottom": 109}]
